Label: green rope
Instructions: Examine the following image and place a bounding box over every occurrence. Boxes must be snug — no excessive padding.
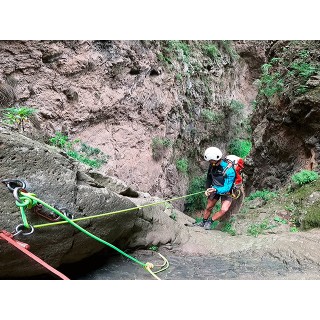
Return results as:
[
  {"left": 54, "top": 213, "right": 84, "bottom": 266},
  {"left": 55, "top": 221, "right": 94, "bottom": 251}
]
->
[
  {"left": 15, "top": 195, "right": 38, "bottom": 229},
  {"left": 30, "top": 191, "right": 205, "bottom": 228},
  {"left": 21, "top": 192, "right": 147, "bottom": 268}
]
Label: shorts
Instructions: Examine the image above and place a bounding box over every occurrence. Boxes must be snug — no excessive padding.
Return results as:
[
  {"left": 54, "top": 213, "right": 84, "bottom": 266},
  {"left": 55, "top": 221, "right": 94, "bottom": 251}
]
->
[{"left": 209, "top": 192, "right": 233, "bottom": 201}]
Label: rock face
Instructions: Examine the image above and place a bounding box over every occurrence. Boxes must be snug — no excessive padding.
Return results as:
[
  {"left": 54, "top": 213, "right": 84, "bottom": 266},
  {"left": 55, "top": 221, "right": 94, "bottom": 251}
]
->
[
  {"left": 0, "top": 40, "right": 267, "bottom": 209},
  {"left": 246, "top": 40, "right": 320, "bottom": 193}
]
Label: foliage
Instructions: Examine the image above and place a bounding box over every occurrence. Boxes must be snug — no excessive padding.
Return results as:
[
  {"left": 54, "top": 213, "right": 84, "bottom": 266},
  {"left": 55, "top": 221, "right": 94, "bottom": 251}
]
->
[
  {"left": 247, "top": 189, "right": 278, "bottom": 202},
  {"left": 228, "top": 139, "right": 252, "bottom": 158},
  {"left": 247, "top": 219, "right": 276, "bottom": 237},
  {"left": 289, "top": 61, "right": 317, "bottom": 78},
  {"left": 220, "top": 219, "right": 236, "bottom": 236},
  {"left": 229, "top": 100, "right": 244, "bottom": 113},
  {"left": 151, "top": 137, "right": 171, "bottom": 161},
  {"left": 291, "top": 170, "right": 319, "bottom": 186},
  {"left": 2, "top": 106, "right": 37, "bottom": 131},
  {"left": 256, "top": 63, "right": 284, "bottom": 98},
  {"left": 49, "top": 132, "right": 71, "bottom": 149},
  {"left": 49, "top": 132, "right": 109, "bottom": 169},
  {"left": 221, "top": 41, "right": 239, "bottom": 61},
  {"left": 201, "top": 109, "right": 224, "bottom": 123},
  {"left": 185, "top": 174, "right": 207, "bottom": 213},
  {"left": 203, "top": 44, "right": 221, "bottom": 63},
  {"left": 176, "top": 158, "right": 188, "bottom": 174},
  {"left": 168, "top": 41, "right": 190, "bottom": 57}
]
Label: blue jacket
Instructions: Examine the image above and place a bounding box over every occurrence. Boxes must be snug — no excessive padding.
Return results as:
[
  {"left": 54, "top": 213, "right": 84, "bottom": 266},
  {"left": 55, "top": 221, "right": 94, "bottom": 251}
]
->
[{"left": 206, "top": 160, "right": 236, "bottom": 195}]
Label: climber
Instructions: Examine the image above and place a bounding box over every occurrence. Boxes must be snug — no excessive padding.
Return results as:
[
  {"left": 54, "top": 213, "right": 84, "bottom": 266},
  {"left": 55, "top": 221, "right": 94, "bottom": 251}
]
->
[{"left": 195, "top": 147, "right": 236, "bottom": 230}]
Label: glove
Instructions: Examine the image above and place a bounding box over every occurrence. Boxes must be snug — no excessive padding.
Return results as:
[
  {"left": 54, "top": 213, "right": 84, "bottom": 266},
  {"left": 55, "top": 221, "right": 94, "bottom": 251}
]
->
[{"left": 205, "top": 188, "right": 215, "bottom": 197}]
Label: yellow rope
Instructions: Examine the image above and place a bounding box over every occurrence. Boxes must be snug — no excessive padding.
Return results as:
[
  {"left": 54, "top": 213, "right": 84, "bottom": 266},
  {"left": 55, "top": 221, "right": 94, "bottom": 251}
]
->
[
  {"left": 144, "top": 262, "right": 161, "bottom": 280},
  {"left": 153, "top": 252, "right": 170, "bottom": 274},
  {"left": 31, "top": 191, "right": 204, "bottom": 229}
]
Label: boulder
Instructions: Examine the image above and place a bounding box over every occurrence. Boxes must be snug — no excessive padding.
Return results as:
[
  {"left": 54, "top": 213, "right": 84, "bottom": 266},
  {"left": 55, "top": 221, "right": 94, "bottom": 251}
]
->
[{"left": 0, "top": 128, "right": 141, "bottom": 278}]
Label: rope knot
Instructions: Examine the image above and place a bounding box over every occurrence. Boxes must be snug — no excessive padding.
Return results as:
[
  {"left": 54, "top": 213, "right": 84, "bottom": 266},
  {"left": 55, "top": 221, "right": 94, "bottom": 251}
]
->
[
  {"left": 15, "top": 196, "right": 37, "bottom": 209},
  {"left": 145, "top": 262, "right": 154, "bottom": 269}
]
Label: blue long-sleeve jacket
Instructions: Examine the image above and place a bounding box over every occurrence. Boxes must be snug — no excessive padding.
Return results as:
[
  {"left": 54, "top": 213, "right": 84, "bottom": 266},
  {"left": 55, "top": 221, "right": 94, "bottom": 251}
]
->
[{"left": 206, "top": 160, "right": 236, "bottom": 194}]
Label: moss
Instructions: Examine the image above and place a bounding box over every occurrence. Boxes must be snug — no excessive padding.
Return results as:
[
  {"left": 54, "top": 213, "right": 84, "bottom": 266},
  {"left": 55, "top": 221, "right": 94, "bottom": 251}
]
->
[{"left": 303, "top": 200, "right": 320, "bottom": 230}]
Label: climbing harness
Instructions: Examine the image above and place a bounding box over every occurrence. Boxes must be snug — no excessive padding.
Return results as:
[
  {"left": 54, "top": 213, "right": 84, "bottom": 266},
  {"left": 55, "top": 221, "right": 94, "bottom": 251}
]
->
[
  {"left": 0, "top": 230, "right": 70, "bottom": 280},
  {"left": 2, "top": 179, "right": 199, "bottom": 280}
]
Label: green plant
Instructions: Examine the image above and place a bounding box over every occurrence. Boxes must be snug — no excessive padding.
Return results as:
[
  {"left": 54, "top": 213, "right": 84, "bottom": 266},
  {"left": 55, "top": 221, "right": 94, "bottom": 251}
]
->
[
  {"left": 290, "top": 61, "right": 317, "bottom": 78},
  {"left": 49, "top": 132, "right": 70, "bottom": 149},
  {"left": 291, "top": 170, "right": 319, "bottom": 186},
  {"left": 274, "top": 216, "right": 288, "bottom": 224},
  {"left": 296, "top": 85, "right": 309, "bottom": 95},
  {"left": 256, "top": 63, "right": 284, "bottom": 98},
  {"left": 176, "top": 158, "right": 188, "bottom": 174},
  {"left": 185, "top": 175, "right": 207, "bottom": 213},
  {"left": 49, "top": 132, "right": 109, "bottom": 169},
  {"left": 170, "top": 211, "right": 177, "bottom": 221},
  {"left": 228, "top": 139, "right": 252, "bottom": 158},
  {"left": 299, "top": 50, "right": 310, "bottom": 59},
  {"left": 229, "top": 100, "right": 244, "bottom": 113},
  {"left": 247, "top": 189, "right": 277, "bottom": 202},
  {"left": 151, "top": 137, "right": 171, "bottom": 161},
  {"left": 201, "top": 109, "right": 224, "bottom": 123},
  {"left": 2, "top": 106, "right": 37, "bottom": 131},
  {"left": 247, "top": 219, "right": 276, "bottom": 237},
  {"left": 220, "top": 219, "right": 236, "bottom": 236},
  {"left": 221, "top": 41, "right": 239, "bottom": 61},
  {"left": 204, "top": 44, "right": 221, "bottom": 63}
]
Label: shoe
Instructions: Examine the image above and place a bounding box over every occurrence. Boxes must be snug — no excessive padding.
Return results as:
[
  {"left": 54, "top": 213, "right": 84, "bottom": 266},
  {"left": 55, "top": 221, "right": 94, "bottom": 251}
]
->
[
  {"left": 204, "top": 220, "right": 213, "bottom": 230},
  {"left": 194, "top": 220, "right": 206, "bottom": 227}
]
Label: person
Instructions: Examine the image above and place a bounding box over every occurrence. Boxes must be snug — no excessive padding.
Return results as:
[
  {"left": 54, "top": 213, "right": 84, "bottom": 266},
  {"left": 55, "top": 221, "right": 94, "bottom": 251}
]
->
[
  {"left": 195, "top": 147, "right": 236, "bottom": 230},
  {"left": 225, "top": 154, "right": 244, "bottom": 187}
]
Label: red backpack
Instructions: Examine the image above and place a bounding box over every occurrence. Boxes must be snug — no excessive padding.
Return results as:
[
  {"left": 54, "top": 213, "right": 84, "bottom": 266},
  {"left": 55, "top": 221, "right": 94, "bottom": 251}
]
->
[{"left": 225, "top": 155, "right": 245, "bottom": 198}]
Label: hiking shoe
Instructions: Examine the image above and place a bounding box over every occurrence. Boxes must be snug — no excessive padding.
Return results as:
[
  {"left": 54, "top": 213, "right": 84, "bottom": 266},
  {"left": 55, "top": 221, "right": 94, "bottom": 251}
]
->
[
  {"left": 204, "top": 220, "right": 213, "bottom": 230},
  {"left": 194, "top": 220, "right": 206, "bottom": 227}
]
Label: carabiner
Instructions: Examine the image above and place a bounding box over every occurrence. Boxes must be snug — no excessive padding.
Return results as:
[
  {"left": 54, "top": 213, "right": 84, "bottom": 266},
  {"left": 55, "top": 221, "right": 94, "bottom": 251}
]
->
[
  {"left": 13, "top": 187, "right": 26, "bottom": 203},
  {"left": 14, "top": 224, "right": 34, "bottom": 236},
  {"left": 2, "top": 179, "right": 27, "bottom": 192}
]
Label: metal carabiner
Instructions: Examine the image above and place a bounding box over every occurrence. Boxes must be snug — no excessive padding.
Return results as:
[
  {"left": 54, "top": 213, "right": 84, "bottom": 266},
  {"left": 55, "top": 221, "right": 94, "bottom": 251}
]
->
[
  {"left": 14, "top": 224, "right": 34, "bottom": 236},
  {"left": 2, "top": 179, "right": 27, "bottom": 192},
  {"left": 13, "top": 187, "right": 26, "bottom": 203}
]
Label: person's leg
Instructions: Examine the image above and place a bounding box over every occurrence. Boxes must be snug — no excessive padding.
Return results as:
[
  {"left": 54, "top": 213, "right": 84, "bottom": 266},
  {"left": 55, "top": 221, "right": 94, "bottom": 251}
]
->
[
  {"left": 203, "top": 198, "right": 219, "bottom": 220},
  {"left": 211, "top": 197, "right": 232, "bottom": 221},
  {"left": 194, "top": 195, "right": 219, "bottom": 227}
]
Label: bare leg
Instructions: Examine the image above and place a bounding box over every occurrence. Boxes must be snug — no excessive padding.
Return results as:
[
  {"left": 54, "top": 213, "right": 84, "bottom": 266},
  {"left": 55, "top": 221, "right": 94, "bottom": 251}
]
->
[
  {"left": 203, "top": 198, "right": 218, "bottom": 220},
  {"left": 211, "top": 198, "right": 232, "bottom": 221}
]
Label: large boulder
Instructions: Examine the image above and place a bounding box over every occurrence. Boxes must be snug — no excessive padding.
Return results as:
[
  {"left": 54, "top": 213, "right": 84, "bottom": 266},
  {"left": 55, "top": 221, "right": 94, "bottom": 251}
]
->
[{"left": 0, "top": 128, "right": 142, "bottom": 278}]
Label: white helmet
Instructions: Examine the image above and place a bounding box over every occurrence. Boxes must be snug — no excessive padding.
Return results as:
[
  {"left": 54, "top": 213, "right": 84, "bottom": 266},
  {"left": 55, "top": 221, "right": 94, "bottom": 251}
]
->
[{"left": 204, "top": 147, "right": 222, "bottom": 161}]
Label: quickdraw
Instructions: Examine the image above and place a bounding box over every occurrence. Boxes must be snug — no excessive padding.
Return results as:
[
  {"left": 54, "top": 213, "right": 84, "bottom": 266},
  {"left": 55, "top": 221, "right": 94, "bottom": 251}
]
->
[{"left": 2, "top": 179, "right": 75, "bottom": 223}]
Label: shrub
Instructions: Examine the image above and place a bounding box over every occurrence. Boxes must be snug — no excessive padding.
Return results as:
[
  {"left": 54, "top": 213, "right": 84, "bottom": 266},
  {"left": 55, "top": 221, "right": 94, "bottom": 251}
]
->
[
  {"left": 49, "top": 132, "right": 109, "bottom": 169},
  {"left": 291, "top": 170, "right": 319, "bottom": 186},
  {"left": 247, "top": 189, "right": 277, "bottom": 202},
  {"left": 151, "top": 137, "right": 171, "bottom": 161},
  {"left": 201, "top": 109, "right": 224, "bottom": 123},
  {"left": 228, "top": 139, "right": 252, "bottom": 158},
  {"left": 256, "top": 63, "right": 284, "bottom": 98},
  {"left": 176, "top": 158, "right": 188, "bottom": 174},
  {"left": 247, "top": 220, "right": 276, "bottom": 237},
  {"left": 229, "top": 100, "right": 244, "bottom": 113},
  {"left": 185, "top": 175, "right": 207, "bottom": 213},
  {"left": 2, "top": 106, "right": 37, "bottom": 131},
  {"left": 204, "top": 44, "right": 221, "bottom": 63}
]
